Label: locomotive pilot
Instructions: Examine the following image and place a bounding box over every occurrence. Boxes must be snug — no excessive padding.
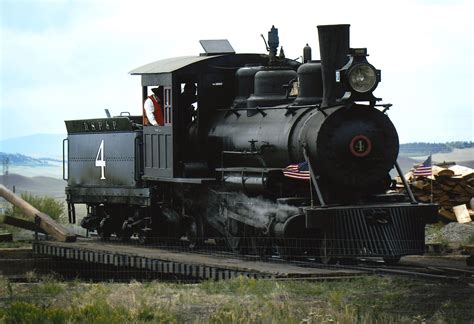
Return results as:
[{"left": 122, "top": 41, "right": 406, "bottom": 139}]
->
[{"left": 143, "top": 86, "right": 164, "bottom": 126}]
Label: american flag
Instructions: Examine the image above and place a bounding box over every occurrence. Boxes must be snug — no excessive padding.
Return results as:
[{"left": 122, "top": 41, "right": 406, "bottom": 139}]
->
[
  {"left": 413, "top": 155, "right": 432, "bottom": 177},
  {"left": 283, "top": 161, "right": 310, "bottom": 180}
]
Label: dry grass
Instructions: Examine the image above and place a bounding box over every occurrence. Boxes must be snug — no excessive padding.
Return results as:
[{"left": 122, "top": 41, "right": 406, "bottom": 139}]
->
[{"left": 0, "top": 275, "right": 473, "bottom": 323}]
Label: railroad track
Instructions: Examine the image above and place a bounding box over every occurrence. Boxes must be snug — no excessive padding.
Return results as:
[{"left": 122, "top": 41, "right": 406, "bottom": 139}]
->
[
  {"left": 146, "top": 239, "right": 474, "bottom": 283},
  {"left": 324, "top": 262, "right": 474, "bottom": 283},
  {"left": 290, "top": 260, "right": 474, "bottom": 284},
  {"left": 32, "top": 238, "right": 474, "bottom": 283},
  {"left": 32, "top": 239, "right": 364, "bottom": 281}
]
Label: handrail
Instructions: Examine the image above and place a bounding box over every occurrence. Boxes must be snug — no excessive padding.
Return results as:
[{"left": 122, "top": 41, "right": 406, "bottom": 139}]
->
[
  {"left": 62, "top": 138, "right": 68, "bottom": 181},
  {"left": 394, "top": 161, "right": 418, "bottom": 204}
]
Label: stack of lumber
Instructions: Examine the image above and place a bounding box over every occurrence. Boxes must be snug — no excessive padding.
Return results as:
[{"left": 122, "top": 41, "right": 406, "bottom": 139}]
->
[{"left": 397, "top": 164, "right": 474, "bottom": 222}]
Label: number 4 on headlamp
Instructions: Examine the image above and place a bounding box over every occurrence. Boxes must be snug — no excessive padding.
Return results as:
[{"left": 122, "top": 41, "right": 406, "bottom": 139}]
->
[{"left": 336, "top": 48, "right": 381, "bottom": 103}]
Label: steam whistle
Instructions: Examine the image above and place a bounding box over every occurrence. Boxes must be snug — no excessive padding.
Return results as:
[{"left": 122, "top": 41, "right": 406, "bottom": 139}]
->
[{"left": 261, "top": 25, "right": 280, "bottom": 65}]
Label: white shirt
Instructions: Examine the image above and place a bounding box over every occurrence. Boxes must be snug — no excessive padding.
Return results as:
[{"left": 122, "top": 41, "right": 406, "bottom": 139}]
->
[{"left": 144, "top": 97, "right": 158, "bottom": 126}]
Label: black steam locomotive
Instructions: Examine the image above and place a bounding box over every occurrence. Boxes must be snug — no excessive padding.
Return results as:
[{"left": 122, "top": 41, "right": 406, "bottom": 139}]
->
[{"left": 63, "top": 24, "right": 436, "bottom": 263}]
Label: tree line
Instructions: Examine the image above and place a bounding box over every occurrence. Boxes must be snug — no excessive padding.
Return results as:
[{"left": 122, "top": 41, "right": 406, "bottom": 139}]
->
[{"left": 399, "top": 141, "right": 474, "bottom": 156}]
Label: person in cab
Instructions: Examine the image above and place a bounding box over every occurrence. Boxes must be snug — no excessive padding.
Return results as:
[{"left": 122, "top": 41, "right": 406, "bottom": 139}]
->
[{"left": 143, "top": 86, "right": 164, "bottom": 126}]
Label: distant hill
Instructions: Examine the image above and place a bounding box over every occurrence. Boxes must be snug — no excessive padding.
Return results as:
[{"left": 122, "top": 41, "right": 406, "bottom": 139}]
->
[
  {"left": 0, "top": 134, "right": 65, "bottom": 158},
  {"left": 399, "top": 141, "right": 474, "bottom": 157},
  {"left": 0, "top": 152, "right": 61, "bottom": 166},
  {"left": 394, "top": 147, "right": 474, "bottom": 175},
  {"left": 412, "top": 147, "right": 474, "bottom": 169},
  {"left": 0, "top": 173, "right": 66, "bottom": 199}
]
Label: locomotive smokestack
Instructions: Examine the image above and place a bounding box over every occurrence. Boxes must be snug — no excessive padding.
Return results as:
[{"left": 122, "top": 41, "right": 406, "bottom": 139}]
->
[{"left": 317, "top": 24, "right": 350, "bottom": 107}]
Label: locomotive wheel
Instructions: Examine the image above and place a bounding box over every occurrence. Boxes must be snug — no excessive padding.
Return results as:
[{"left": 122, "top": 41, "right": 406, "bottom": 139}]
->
[
  {"left": 231, "top": 236, "right": 270, "bottom": 257},
  {"left": 338, "top": 258, "right": 358, "bottom": 265},
  {"left": 276, "top": 240, "right": 305, "bottom": 260},
  {"left": 225, "top": 236, "right": 241, "bottom": 253},
  {"left": 97, "top": 230, "right": 111, "bottom": 240},
  {"left": 119, "top": 221, "right": 133, "bottom": 242},
  {"left": 119, "top": 229, "right": 134, "bottom": 242},
  {"left": 225, "top": 236, "right": 265, "bottom": 256},
  {"left": 276, "top": 244, "right": 293, "bottom": 260},
  {"left": 98, "top": 217, "right": 112, "bottom": 241},
  {"left": 383, "top": 256, "right": 401, "bottom": 265},
  {"left": 138, "top": 230, "right": 152, "bottom": 244},
  {"left": 276, "top": 238, "right": 318, "bottom": 260},
  {"left": 187, "top": 215, "right": 205, "bottom": 249},
  {"left": 249, "top": 237, "right": 269, "bottom": 258}
]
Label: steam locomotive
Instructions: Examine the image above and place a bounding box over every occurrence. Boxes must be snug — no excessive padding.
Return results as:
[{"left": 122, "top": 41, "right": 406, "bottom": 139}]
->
[{"left": 63, "top": 24, "right": 437, "bottom": 263}]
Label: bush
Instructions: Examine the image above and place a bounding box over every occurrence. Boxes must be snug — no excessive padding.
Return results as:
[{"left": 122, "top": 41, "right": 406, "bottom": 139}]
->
[{"left": 4, "top": 193, "right": 64, "bottom": 222}]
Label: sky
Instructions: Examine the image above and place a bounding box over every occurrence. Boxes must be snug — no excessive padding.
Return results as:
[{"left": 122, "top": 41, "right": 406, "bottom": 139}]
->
[{"left": 0, "top": 0, "right": 473, "bottom": 143}]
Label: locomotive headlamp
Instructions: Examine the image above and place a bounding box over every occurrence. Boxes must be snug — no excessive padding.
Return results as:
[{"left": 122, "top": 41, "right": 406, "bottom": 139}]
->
[
  {"left": 336, "top": 48, "right": 381, "bottom": 102},
  {"left": 348, "top": 64, "right": 377, "bottom": 93}
]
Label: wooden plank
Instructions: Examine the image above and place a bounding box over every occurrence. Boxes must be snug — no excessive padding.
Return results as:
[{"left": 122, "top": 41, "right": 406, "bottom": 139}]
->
[
  {"left": 438, "top": 208, "right": 456, "bottom": 221},
  {"left": 0, "top": 248, "right": 34, "bottom": 259},
  {"left": 464, "top": 245, "right": 474, "bottom": 255},
  {"left": 0, "top": 185, "right": 76, "bottom": 242},
  {"left": 449, "top": 165, "right": 474, "bottom": 180},
  {"left": 3, "top": 215, "right": 46, "bottom": 234},
  {"left": 0, "top": 233, "right": 13, "bottom": 242},
  {"left": 33, "top": 240, "right": 367, "bottom": 278},
  {"left": 453, "top": 204, "right": 472, "bottom": 224},
  {"left": 432, "top": 166, "right": 455, "bottom": 177}
]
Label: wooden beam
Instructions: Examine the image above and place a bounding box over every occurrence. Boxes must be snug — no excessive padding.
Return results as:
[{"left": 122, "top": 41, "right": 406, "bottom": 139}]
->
[
  {"left": 3, "top": 215, "right": 46, "bottom": 234},
  {"left": 0, "top": 185, "right": 76, "bottom": 242},
  {"left": 0, "top": 233, "right": 13, "bottom": 242}
]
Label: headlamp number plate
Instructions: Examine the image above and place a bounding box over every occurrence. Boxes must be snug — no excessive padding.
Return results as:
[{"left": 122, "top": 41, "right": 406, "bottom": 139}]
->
[{"left": 350, "top": 135, "right": 372, "bottom": 157}]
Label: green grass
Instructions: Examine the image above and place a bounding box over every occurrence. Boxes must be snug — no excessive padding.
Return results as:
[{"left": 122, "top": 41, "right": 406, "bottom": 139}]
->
[
  {"left": 425, "top": 222, "right": 450, "bottom": 247},
  {"left": 1, "top": 301, "right": 178, "bottom": 324},
  {"left": 3, "top": 193, "right": 65, "bottom": 222},
  {"left": 1, "top": 193, "right": 66, "bottom": 240},
  {"left": 0, "top": 241, "right": 31, "bottom": 248},
  {"left": 1, "top": 275, "right": 472, "bottom": 323}
]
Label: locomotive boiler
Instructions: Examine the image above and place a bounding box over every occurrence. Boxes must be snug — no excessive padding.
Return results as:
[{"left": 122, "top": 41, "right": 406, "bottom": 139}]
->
[{"left": 63, "top": 24, "right": 437, "bottom": 263}]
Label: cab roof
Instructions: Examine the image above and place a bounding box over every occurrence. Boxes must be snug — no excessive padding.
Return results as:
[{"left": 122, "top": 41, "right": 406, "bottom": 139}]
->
[{"left": 129, "top": 55, "right": 223, "bottom": 75}]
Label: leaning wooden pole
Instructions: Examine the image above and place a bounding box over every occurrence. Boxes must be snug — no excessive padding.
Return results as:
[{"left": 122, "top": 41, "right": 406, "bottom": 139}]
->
[{"left": 0, "top": 185, "right": 76, "bottom": 242}]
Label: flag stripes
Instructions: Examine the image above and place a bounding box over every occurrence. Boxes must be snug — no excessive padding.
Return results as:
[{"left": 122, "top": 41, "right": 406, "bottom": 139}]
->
[
  {"left": 413, "top": 155, "right": 432, "bottom": 177},
  {"left": 282, "top": 162, "right": 310, "bottom": 180}
]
